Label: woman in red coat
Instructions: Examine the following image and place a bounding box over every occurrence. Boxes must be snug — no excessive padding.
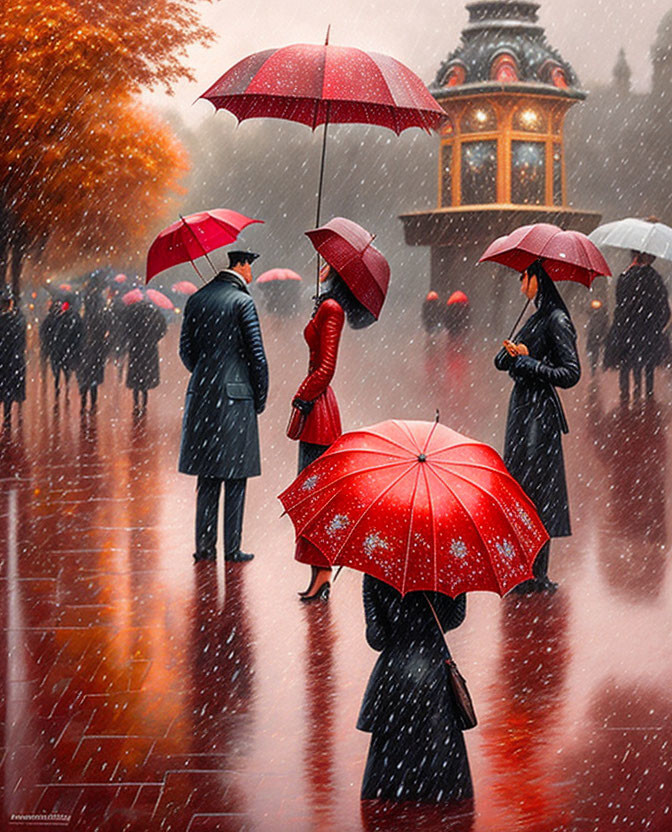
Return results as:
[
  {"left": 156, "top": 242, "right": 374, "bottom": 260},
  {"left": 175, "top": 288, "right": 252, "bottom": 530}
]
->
[{"left": 291, "top": 266, "right": 379, "bottom": 601}]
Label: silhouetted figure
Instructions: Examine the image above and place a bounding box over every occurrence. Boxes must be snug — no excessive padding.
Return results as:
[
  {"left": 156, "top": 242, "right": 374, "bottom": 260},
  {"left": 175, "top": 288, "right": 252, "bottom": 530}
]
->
[
  {"left": 179, "top": 251, "right": 268, "bottom": 563},
  {"left": 495, "top": 261, "right": 581, "bottom": 593},
  {"left": 0, "top": 288, "right": 26, "bottom": 429},
  {"left": 444, "top": 291, "right": 471, "bottom": 337},
  {"left": 358, "top": 575, "right": 472, "bottom": 803},
  {"left": 107, "top": 290, "right": 129, "bottom": 380},
  {"left": 124, "top": 300, "right": 167, "bottom": 412},
  {"left": 39, "top": 298, "right": 83, "bottom": 398},
  {"left": 421, "top": 291, "right": 442, "bottom": 335},
  {"left": 77, "top": 286, "right": 109, "bottom": 411},
  {"left": 585, "top": 299, "right": 609, "bottom": 376},
  {"left": 604, "top": 251, "right": 670, "bottom": 402}
]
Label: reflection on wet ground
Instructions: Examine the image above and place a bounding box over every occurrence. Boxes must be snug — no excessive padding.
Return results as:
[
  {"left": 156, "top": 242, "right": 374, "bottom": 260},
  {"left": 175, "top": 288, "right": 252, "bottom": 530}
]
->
[{"left": 1, "top": 316, "right": 671, "bottom": 831}]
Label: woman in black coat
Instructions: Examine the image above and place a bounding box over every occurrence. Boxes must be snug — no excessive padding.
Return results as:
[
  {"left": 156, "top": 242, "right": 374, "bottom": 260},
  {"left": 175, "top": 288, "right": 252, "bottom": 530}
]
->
[
  {"left": 0, "top": 289, "right": 26, "bottom": 427},
  {"left": 358, "top": 575, "right": 472, "bottom": 804},
  {"left": 494, "top": 260, "right": 581, "bottom": 593},
  {"left": 603, "top": 252, "right": 670, "bottom": 402},
  {"left": 77, "top": 287, "right": 109, "bottom": 411},
  {"left": 124, "top": 300, "right": 167, "bottom": 411}
]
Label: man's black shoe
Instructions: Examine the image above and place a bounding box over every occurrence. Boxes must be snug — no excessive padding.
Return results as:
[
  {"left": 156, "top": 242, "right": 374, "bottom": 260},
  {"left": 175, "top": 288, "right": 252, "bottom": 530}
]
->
[
  {"left": 193, "top": 549, "right": 216, "bottom": 563},
  {"left": 224, "top": 550, "right": 254, "bottom": 563}
]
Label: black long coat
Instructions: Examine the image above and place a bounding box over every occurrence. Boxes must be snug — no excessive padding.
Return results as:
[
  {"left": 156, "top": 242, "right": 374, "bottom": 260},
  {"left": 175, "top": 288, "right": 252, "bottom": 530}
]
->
[
  {"left": 357, "top": 575, "right": 473, "bottom": 803},
  {"left": 178, "top": 271, "right": 268, "bottom": 480},
  {"left": 77, "top": 299, "right": 110, "bottom": 390},
  {"left": 495, "top": 276, "right": 580, "bottom": 538},
  {"left": 604, "top": 264, "right": 670, "bottom": 369},
  {"left": 125, "top": 302, "right": 167, "bottom": 391},
  {"left": 0, "top": 310, "right": 26, "bottom": 403},
  {"left": 40, "top": 308, "right": 83, "bottom": 374}
]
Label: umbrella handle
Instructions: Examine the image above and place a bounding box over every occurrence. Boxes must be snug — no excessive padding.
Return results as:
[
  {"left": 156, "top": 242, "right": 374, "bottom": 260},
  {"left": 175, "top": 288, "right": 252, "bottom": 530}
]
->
[
  {"left": 507, "top": 298, "right": 531, "bottom": 341},
  {"left": 179, "top": 215, "right": 217, "bottom": 280},
  {"left": 315, "top": 102, "right": 331, "bottom": 295}
]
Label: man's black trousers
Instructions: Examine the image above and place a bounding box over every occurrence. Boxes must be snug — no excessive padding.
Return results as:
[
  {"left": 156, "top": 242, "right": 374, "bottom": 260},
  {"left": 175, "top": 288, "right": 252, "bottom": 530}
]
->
[{"left": 195, "top": 476, "right": 246, "bottom": 557}]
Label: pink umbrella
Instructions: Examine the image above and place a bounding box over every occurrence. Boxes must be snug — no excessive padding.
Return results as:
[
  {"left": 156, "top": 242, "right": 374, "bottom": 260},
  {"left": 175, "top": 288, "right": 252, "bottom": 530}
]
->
[
  {"left": 257, "top": 268, "right": 303, "bottom": 284},
  {"left": 114, "top": 273, "right": 127, "bottom": 284},
  {"left": 146, "top": 288, "right": 174, "bottom": 309},
  {"left": 146, "top": 209, "right": 263, "bottom": 283},
  {"left": 305, "top": 217, "right": 390, "bottom": 319},
  {"left": 122, "top": 288, "right": 144, "bottom": 306},
  {"left": 172, "top": 280, "right": 198, "bottom": 295},
  {"left": 122, "top": 288, "right": 174, "bottom": 310}
]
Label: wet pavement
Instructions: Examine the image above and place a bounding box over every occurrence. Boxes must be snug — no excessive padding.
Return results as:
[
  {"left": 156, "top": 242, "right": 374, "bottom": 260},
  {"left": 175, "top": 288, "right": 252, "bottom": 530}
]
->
[{"left": 1, "top": 311, "right": 671, "bottom": 831}]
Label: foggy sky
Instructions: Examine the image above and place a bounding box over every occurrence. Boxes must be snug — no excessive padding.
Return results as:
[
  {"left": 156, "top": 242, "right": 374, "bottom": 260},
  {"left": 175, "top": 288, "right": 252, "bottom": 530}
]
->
[{"left": 145, "top": 0, "right": 672, "bottom": 124}]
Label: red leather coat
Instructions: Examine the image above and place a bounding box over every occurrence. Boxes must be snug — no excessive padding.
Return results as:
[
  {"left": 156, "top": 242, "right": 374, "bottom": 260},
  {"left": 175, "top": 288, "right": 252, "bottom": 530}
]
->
[{"left": 294, "top": 298, "right": 344, "bottom": 446}]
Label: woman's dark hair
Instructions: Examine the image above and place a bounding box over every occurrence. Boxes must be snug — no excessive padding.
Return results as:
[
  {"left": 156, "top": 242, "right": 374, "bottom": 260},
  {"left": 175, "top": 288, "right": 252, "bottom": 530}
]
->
[
  {"left": 527, "top": 259, "right": 575, "bottom": 334},
  {"left": 316, "top": 267, "right": 376, "bottom": 330}
]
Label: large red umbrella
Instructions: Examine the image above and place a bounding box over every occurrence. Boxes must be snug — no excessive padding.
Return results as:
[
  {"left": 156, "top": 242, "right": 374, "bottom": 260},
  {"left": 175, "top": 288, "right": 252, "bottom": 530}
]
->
[
  {"left": 305, "top": 217, "right": 390, "bottom": 319},
  {"left": 201, "top": 41, "right": 446, "bottom": 134},
  {"left": 201, "top": 34, "right": 445, "bottom": 289},
  {"left": 278, "top": 419, "right": 548, "bottom": 597},
  {"left": 479, "top": 223, "right": 611, "bottom": 288},
  {"left": 146, "top": 209, "right": 263, "bottom": 283}
]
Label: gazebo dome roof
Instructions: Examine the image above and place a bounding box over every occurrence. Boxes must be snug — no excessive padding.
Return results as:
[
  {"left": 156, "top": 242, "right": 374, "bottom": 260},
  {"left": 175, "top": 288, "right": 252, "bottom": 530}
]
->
[{"left": 431, "top": 0, "right": 584, "bottom": 100}]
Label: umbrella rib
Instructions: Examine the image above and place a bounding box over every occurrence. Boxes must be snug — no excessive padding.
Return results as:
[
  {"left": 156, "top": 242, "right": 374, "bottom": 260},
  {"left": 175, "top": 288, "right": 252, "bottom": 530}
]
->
[
  {"left": 333, "top": 427, "right": 416, "bottom": 455},
  {"left": 431, "top": 463, "right": 543, "bottom": 579},
  {"left": 330, "top": 466, "right": 414, "bottom": 564},
  {"left": 281, "top": 459, "right": 410, "bottom": 513},
  {"left": 315, "top": 446, "right": 408, "bottom": 461},
  {"left": 420, "top": 417, "right": 441, "bottom": 455},
  {"left": 400, "top": 464, "right": 422, "bottom": 596},
  {"left": 421, "top": 461, "right": 439, "bottom": 593},
  {"left": 425, "top": 440, "right": 480, "bottom": 457},
  {"left": 425, "top": 464, "right": 507, "bottom": 594},
  {"left": 394, "top": 420, "right": 423, "bottom": 453}
]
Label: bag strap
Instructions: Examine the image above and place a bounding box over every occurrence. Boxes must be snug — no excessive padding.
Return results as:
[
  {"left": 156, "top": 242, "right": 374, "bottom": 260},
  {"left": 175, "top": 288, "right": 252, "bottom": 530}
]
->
[{"left": 424, "top": 592, "right": 455, "bottom": 664}]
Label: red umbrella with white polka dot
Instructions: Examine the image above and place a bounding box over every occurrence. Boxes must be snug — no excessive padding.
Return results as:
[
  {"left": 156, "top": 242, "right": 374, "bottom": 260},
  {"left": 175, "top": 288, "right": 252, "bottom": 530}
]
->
[{"left": 279, "top": 419, "right": 548, "bottom": 597}]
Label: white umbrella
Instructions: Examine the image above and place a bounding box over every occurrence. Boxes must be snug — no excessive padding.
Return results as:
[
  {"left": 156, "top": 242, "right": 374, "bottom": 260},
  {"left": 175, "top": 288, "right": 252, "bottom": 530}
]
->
[{"left": 588, "top": 217, "right": 672, "bottom": 261}]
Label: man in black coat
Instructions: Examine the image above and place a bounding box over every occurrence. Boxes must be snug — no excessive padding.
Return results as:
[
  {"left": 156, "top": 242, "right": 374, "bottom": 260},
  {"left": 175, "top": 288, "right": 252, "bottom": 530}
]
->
[
  {"left": 0, "top": 287, "right": 26, "bottom": 429},
  {"left": 604, "top": 251, "right": 670, "bottom": 402},
  {"left": 179, "top": 251, "right": 268, "bottom": 563}
]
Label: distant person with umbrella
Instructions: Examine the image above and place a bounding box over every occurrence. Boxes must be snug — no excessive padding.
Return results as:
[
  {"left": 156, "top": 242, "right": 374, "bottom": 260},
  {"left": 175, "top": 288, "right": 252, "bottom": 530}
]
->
[
  {"left": 179, "top": 250, "right": 268, "bottom": 563},
  {"left": 585, "top": 299, "right": 610, "bottom": 376},
  {"left": 288, "top": 218, "right": 390, "bottom": 602},
  {"left": 39, "top": 294, "right": 83, "bottom": 398},
  {"left": 421, "top": 290, "right": 442, "bottom": 336},
  {"left": 494, "top": 260, "right": 581, "bottom": 593},
  {"left": 77, "top": 283, "right": 110, "bottom": 411},
  {"left": 0, "top": 287, "right": 26, "bottom": 430},
  {"left": 604, "top": 250, "right": 670, "bottom": 402},
  {"left": 124, "top": 294, "right": 168, "bottom": 413}
]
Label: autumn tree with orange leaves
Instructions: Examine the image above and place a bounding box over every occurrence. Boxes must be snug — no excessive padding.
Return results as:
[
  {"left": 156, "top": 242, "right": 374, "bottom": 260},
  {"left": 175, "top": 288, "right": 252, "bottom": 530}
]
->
[{"left": 0, "top": 0, "right": 213, "bottom": 296}]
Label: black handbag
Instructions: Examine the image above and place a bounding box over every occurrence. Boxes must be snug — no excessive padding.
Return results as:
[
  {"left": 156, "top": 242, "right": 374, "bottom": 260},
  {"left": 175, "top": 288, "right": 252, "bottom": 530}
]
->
[{"left": 425, "top": 595, "right": 478, "bottom": 731}]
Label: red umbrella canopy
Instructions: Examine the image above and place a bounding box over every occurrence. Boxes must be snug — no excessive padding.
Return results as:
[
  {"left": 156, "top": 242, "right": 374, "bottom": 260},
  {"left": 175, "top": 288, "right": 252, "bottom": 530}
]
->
[
  {"left": 256, "top": 268, "right": 303, "bottom": 283},
  {"left": 278, "top": 420, "right": 548, "bottom": 597},
  {"left": 305, "top": 217, "right": 390, "bottom": 319},
  {"left": 200, "top": 43, "right": 446, "bottom": 134},
  {"left": 479, "top": 223, "right": 611, "bottom": 288},
  {"left": 146, "top": 209, "right": 263, "bottom": 283}
]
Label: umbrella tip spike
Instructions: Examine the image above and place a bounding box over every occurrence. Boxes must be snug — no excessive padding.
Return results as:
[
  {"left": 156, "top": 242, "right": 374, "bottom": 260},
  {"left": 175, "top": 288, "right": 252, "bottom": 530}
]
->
[
  {"left": 325, "top": 24, "right": 331, "bottom": 45},
  {"left": 435, "top": 409, "right": 440, "bottom": 423}
]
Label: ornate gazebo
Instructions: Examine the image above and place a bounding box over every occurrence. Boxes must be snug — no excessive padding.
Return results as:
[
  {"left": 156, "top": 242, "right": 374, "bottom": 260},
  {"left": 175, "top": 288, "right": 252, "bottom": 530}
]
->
[{"left": 400, "top": 0, "right": 601, "bottom": 297}]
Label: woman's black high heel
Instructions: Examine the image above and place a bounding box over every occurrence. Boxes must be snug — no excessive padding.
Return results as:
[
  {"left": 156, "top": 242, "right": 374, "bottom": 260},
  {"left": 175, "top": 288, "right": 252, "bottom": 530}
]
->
[{"left": 300, "top": 580, "right": 330, "bottom": 602}]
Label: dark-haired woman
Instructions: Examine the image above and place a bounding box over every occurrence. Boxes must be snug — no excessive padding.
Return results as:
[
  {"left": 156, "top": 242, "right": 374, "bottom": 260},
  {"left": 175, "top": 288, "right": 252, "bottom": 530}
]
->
[
  {"left": 292, "top": 266, "right": 379, "bottom": 601},
  {"left": 494, "top": 259, "right": 581, "bottom": 593}
]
